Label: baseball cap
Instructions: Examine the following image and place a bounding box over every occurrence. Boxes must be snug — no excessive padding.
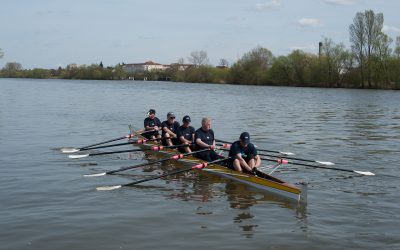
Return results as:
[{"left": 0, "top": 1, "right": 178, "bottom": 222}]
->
[
  {"left": 147, "top": 109, "right": 156, "bottom": 115},
  {"left": 239, "top": 132, "right": 250, "bottom": 144},
  {"left": 182, "top": 115, "right": 191, "bottom": 122},
  {"left": 167, "top": 112, "right": 175, "bottom": 118}
]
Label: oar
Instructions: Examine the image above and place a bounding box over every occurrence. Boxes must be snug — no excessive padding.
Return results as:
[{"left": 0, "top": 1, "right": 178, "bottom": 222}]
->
[
  {"left": 215, "top": 139, "right": 295, "bottom": 155},
  {"left": 66, "top": 137, "right": 160, "bottom": 152},
  {"left": 69, "top": 144, "right": 190, "bottom": 159},
  {"left": 260, "top": 157, "right": 375, "bottom": 176},
  {"left": 84, "top": 148, "right": 211, "bottom": 177},
  {"left": 96, "top": 157, "right": 231, "bottom": 191},
  {"left": 60, "top": 129, "right": 158, "bottom": 153},
  {"left": 256, "top": 152, "right": 335, "bottom": 166}
]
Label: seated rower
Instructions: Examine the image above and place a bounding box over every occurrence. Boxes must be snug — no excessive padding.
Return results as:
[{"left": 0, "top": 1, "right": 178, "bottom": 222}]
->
[
  {"left": 194, "top": 117, "right": 219, "bottom": 162},
  {"left": 143, "top": 109, "right": 161, "bottom": 141},
  {"left": 227, "top": 132, "right": 261, "bottom": 174},
  {"left": 161, "top": 112, "right": 180, "bottom": 146},
  {"left": 176, "top": 115, "right": 195, "bottom": 153}
]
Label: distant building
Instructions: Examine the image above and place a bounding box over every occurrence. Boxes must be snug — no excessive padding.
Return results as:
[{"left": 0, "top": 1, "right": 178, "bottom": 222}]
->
[
  {"left": 122, "top": 61, "right": 170, "bottom": 73},
  {"left": 122, "top": 61, "right": 195, "bottom": 73},
  {"left": 170, "top": 63, "right": 194, "bottom": 71}
]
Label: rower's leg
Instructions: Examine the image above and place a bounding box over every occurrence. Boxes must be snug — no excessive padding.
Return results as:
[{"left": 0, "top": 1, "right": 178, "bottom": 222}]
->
[
  {"left": 248, "top": 158, "right": 256, "bottom": 170},
  {"left": 233, "top": 159, "right": 243, "bottom": 172}
]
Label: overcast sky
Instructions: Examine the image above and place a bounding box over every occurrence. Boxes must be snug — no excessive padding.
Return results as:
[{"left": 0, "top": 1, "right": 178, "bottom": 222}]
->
[{"left": 1, "top": 0, "right": 399, "bottom": 69}]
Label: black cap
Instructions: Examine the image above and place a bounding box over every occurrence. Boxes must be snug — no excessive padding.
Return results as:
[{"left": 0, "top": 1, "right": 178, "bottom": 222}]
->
[
  {"left": 240, "top": 132, "right": 250, "bottom": 144},
  {"left": 182, "top": 115, "right": 191, "bottom": 122},
  {"left": 147, "top": 109, "right": 156, "bottom": 115}
]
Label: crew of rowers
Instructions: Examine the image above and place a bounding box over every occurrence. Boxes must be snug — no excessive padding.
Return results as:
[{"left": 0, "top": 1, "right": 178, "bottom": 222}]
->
[{"left": 143, "top": 109, "right": 261, "bottom": 175}]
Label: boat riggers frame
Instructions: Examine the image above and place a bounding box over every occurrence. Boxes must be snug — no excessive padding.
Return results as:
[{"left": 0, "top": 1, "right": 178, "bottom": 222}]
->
[
  {"left": 96, "top": 157, "right": 231, "bottom": 191},
  {"left": 218, "top": 143, "right": 335, "bottom": 166},
  {"left": 84, "top": 148, "right": 211, "bottom": 177},
  {"left": 215, "top": 139, "right": 295, "bottom": 155},
  {"left": 261, "top": 157, "right": 375, "bottom": 176},
  {"left": 69, "top": 144, "right": 192, "bottom": 159}
]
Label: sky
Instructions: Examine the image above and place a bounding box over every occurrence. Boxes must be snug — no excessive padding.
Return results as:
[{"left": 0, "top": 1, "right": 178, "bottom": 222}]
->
[{"left": 1, "top": 0, "right": 399, "bottom": 69}]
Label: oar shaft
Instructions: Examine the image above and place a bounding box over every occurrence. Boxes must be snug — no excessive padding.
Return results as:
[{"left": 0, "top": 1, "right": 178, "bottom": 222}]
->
[
  {"left": 123, "top": 157, "right": 230, "bottom": 186},
  {"left": 80, "top": 135, "right": 131, "bottom": 150},
  {"left": 84, "top": 144, "right": 190, "bottom": 157},
  {"left": 257, "top": 152, "right": 323, "bottom": 164},
  {"left": 261, "top": 157, "right": 352, "bottom": 173},
  {"left": 106, "top": 148, "right": 210, "bottom": 174},
  {"left": 80, "top": 138, "right": 158, "bottom": 151}
]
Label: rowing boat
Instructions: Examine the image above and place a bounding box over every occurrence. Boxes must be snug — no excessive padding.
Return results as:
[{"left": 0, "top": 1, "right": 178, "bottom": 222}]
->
[{"left": 131, "top": 132, "right": 307, "bottom": 204}]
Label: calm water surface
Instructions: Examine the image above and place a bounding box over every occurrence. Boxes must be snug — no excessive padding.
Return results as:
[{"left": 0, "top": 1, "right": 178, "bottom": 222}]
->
[{"left": 0, "top": 78, "right": 399, "bottom": 250}]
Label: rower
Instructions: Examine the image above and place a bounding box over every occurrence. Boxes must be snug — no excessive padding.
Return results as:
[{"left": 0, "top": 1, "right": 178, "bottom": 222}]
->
[
  {"left": 176, "top": 115, "right": 195, "bottom": 153},
  {"left": 194, "top": 117, "right": 219, "bottom": 161},
  {"left": 227, "top": 132, "right": 261, "bottom": 174},
  {"left": 161, "top": 112, "right": 180, "bottom": 146},
  {"left": 143, "top": 109, "right": 162, "bottom": 141}
]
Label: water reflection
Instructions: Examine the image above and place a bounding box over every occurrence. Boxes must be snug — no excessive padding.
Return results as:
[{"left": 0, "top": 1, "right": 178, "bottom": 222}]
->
[{"left": 135, "top": 159, "right": 308, "bottom": 237}]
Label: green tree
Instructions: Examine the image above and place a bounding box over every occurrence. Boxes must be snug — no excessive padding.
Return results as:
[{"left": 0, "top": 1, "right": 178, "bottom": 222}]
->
[
  {"left": 0, "top": 48, "right": 4, "bottom": 58},
  {"left": 229, "top": 46, "right": 273, "bottom": 85},
  {"left": 319, "top": 38, "right": 353, "bottom": 87}
]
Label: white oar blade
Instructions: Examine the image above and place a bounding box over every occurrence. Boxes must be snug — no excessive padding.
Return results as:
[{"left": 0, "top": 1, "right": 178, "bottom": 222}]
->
[
  {"left": 61, "top": 148, "right": 80, "bottom": 153},
  {"left": 280, "top": 151, "right": 295, "bottom": 156},
  {"left": 316, "top": 161, "right": 335, "bottom": 166},
  {"left": 69, "top": 154, "right": 89, "bottom": 159},
  {"left": 96, "top": 185, "right": 122, "bottom": 191},
  {"left": 84, "top": 172, "right": 106, "bottom": 177},
  {"left": 354, "top": 171, "right": 375, "bottom": 176}
]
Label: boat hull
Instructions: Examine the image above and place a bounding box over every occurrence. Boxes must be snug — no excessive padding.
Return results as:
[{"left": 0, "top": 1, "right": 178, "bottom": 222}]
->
[{"left": 132, "top": 135, "right": 307, "bottom": 203}]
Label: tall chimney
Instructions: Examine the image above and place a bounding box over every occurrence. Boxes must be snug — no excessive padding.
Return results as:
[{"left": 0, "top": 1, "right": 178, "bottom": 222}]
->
[{"left": 319, "top": 42, "right": 323, "bottom": 57}]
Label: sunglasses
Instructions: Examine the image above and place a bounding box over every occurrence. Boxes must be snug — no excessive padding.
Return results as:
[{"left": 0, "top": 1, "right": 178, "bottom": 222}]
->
[{"left": 169, "top": 117, "right": 175, "bottom": 119}]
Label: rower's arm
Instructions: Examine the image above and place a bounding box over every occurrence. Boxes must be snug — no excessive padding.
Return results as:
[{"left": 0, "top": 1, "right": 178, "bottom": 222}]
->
[
  {"left": 179, "top": 136, "right": 191, "bottom": 144},
  {"left": 196, "top": 138, "right": 211, "bottom": 149},
  {"left": 163, "top": 127, "right": 176, "bottom": 137},
  {"left": 255, "top": 155, "right": 261, "bottom": 168}
]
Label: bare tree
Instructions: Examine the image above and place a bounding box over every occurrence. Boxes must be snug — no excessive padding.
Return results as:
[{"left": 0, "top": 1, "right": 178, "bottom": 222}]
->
[
  {"left": 364, "top": 10, "right": 384, "bottom": 87},
  {"left": 4, "top": 62, "right": 23, "bottom": 71},
  {"left": 395, "top": 36, "right": 400, "bottom": 58},
  {"left": 0, "top": 48, "right": 4, "bottom": 58},
  {"left": 188, "top": 50, "right": 209, "bottom": 66},
  {"left": 219, "top": 58, "right": 229, "bottom": 67},
  {"left": 349, "top": 12, "right": 366, "bottom": 88}
]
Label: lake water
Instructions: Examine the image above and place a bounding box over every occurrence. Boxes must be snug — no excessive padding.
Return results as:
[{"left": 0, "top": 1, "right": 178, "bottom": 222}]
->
[{"left": 0, "top": 78, "right": 399, "bottom": 250}]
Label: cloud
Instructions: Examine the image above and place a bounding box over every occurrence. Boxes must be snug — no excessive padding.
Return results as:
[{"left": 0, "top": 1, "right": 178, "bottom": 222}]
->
[
  {"left": 383, "top": 25, "right": 400, "bottom": 33},
  {"left": 323, "top": 0, "right": 358, "bottom": 5},
  {"left": 254, "top": 0, "right": 281, "bottom": 11},
  {"left": 298, "top": 18, "right": 323, "bottom": 28}
]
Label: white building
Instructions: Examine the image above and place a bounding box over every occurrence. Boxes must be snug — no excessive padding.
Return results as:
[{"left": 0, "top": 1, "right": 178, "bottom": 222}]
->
[{"left": 122, "top": 61, "right": 170, "bottom": 73}]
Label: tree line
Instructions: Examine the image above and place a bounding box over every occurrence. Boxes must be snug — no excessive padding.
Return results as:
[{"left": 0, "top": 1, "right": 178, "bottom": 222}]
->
[{"left": 1, "top": 10, "right": 400, "bottom": 89}]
